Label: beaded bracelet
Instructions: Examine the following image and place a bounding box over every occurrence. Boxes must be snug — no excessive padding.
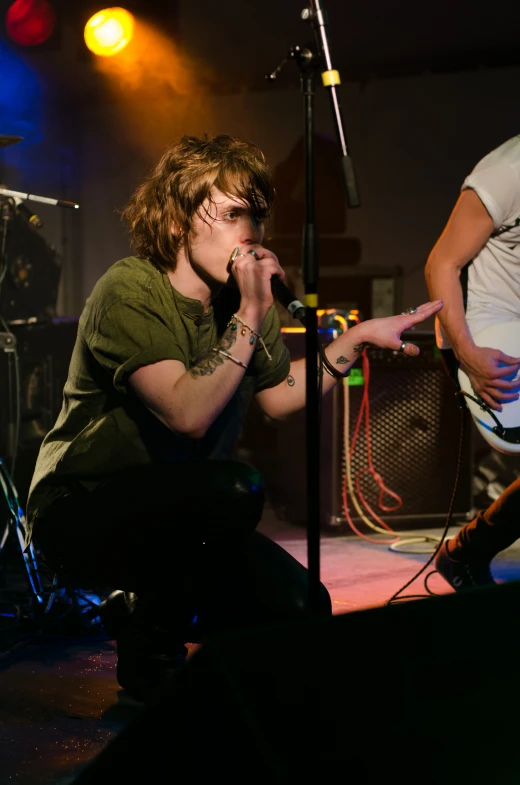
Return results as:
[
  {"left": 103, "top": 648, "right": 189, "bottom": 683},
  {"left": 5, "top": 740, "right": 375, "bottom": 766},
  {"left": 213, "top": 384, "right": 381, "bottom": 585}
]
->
[
  {"left": 212, "top": 348, "right": 248, "bottom": 370},
  {"left": 228, "top": 313, "right": 272, "bottom": 361}
]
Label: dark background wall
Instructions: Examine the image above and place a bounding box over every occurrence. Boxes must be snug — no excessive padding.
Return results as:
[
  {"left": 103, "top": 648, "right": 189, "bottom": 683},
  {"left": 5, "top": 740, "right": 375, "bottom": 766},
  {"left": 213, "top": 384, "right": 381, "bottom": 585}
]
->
[{"left": 0, "top": 0, "right": 519, "bottom": 323}]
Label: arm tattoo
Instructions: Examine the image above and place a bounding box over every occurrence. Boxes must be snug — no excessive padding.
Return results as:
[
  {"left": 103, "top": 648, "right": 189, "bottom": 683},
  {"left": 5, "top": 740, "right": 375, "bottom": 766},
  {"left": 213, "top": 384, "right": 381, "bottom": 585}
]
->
[
  {"left": 335, "top": 344, "right": 367, "bottom": 366},
  {"left": 287, "top": 374, "right": 296, "bottom": 387},
  {"left": 189, "top": 353, "right": 225, "bottom": 378},
  {"left": 189, "top": 325, "right": 237, "bottom": 379}
]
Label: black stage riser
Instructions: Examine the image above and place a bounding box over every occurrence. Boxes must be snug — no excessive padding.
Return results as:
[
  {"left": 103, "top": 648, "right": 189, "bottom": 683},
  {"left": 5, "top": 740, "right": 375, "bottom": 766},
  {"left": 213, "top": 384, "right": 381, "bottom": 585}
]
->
[{"left": 72, "top": 580, "right": 520, "bottom": 785}]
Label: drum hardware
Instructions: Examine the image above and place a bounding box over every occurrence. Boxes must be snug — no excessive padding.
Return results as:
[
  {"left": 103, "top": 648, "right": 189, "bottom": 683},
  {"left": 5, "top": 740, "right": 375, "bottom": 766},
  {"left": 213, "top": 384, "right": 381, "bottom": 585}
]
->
[
  {"left": 0, "top": 136, "right": 23, "bottom": 147},
  {"left": 0, "top": 142, "right": 92, "bottom": 641}
]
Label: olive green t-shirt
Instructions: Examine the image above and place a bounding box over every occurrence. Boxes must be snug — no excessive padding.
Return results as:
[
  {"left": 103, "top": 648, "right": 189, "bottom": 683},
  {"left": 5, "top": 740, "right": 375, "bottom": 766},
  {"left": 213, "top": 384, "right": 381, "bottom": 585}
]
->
[{"left": 26, "top": 256, "right": 290, "bottom": 541}]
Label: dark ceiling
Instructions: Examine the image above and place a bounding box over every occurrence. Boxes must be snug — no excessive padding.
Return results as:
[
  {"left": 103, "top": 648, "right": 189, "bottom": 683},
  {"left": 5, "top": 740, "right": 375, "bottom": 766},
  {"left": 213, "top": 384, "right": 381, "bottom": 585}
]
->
[
  {"left": 1, "top": 0, "right": 520, "bottom": 91},
  {"left": 178, "top": 0, "right": 520, "bottom": 90}
]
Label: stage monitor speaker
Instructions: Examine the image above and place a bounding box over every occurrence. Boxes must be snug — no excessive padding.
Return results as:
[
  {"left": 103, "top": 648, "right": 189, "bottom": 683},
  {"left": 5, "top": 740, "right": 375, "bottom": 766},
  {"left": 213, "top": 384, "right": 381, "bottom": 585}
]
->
[
  {"left": 237, "top": 329, "right": 473, "bottom": 531},
  {"left": 72, "top": 580, "right": 520, "bottom": 785},
  {"left": 0, "top": 318, "right": 78, "bottom": 508}
]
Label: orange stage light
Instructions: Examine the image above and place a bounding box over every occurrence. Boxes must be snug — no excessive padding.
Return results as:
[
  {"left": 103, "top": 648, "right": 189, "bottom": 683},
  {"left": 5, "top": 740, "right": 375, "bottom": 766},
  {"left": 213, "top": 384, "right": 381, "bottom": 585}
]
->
[{"left": 84, "top": 7, "right": 134, "bottom": 57}]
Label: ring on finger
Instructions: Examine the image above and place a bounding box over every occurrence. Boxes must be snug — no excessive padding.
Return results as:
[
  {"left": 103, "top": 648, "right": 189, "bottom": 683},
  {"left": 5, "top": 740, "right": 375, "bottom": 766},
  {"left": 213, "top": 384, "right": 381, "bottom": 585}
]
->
[
  {"left": 231, "top": 253, "right": 246, "bottom": 267},
  {"left": 248, "top": 249, "right": 259, "bottom": 259},
  {"left": 398, "top": 341, "right": 407, "bottom": 354}
]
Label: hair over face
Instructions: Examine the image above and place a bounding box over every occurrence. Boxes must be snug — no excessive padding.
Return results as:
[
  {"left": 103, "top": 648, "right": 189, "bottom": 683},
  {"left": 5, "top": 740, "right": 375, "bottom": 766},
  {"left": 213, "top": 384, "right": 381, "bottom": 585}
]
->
[{"left": 121, "top": 134, "right": 275, "bottom": 272}]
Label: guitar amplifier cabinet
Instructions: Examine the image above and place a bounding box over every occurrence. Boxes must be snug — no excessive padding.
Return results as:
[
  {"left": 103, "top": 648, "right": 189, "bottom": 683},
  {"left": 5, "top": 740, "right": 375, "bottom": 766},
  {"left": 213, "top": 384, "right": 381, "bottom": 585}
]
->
[{"left": 236, "top": 329, "right": 474, "bottom": 532}]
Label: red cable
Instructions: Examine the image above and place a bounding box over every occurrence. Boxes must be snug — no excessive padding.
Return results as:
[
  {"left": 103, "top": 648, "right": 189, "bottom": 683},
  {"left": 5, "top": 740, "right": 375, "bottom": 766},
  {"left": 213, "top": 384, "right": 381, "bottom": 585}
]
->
[{"left": 341, "top": 349, "right": 402, "bottom": 542}]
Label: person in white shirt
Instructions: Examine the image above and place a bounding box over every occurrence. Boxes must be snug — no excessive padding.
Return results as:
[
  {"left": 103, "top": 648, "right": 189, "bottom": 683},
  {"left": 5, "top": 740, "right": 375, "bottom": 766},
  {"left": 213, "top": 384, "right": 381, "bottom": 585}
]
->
[{"left": 426, "top": 135, "right": 520, "bottom": 590}]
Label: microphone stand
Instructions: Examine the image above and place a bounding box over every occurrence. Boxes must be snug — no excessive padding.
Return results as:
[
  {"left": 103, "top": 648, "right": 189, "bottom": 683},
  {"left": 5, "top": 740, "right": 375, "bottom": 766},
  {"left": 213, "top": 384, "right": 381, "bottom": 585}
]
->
[
  {"left": 267, "top": 2, "right": 359, "bottom": 614},
  {"left": 0, "top": 187, "right": 79, "bottom": 211},
  {"left": 295, "top": 44, "right": 322, "bottom": 614},
  {"left": 304, "top": 0, "right": 359, "bottom": 208}
]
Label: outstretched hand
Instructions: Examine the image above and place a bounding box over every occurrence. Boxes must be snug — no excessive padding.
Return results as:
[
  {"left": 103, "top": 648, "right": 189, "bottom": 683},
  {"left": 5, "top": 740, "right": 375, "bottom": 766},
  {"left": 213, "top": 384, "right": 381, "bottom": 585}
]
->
[
  {"left": 459, "top": 345, "right": 520, "bottom": 411},
  {"left": 356, "top": 300, "right": 443, "bottom": 356}
]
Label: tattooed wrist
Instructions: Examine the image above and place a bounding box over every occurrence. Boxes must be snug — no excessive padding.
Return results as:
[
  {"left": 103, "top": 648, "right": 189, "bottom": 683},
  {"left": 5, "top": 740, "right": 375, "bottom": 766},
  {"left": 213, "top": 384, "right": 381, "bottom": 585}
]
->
[{"left": 335, "top": 344, "right": 368, "bottom": 366}]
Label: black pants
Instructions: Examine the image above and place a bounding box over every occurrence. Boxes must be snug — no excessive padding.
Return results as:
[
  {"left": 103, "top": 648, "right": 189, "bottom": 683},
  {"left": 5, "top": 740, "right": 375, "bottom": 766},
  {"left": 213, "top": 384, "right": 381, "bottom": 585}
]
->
[{"left": 34, "top": 461, "right": 331, "bottom": 640}]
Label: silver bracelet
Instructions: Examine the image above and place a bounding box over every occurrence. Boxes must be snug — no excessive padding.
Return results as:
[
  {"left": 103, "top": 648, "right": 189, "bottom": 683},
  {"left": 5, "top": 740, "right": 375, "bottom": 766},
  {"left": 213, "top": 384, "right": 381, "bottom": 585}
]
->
[
  {"left": 321, "top": 362, "right": 338, "bottom": 380},
  {"left": 213, "top": 347, "right": 248, "bottom": 370}
]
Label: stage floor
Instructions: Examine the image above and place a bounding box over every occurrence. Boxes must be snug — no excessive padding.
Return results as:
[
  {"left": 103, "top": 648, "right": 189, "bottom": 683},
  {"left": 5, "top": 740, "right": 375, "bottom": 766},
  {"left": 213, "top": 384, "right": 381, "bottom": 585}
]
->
[{"left": 1, "top": 507, "right": 520, "bottom": 785}]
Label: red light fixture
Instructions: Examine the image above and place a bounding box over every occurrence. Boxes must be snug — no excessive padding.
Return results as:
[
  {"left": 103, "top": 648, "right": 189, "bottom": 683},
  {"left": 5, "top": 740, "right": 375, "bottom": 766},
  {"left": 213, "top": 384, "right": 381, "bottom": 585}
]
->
[{"left": 6, "top": 0, "right": 56, "bottom": 47}]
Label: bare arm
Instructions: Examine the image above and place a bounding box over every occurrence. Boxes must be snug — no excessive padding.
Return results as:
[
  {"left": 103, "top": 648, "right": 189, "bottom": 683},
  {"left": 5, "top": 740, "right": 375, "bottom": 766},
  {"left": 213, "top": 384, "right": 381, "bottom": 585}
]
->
[
  {"left": 256, "top": 300, "right": 443, "bottom": 420},
  {"left": 425, "top": 188, "right": 520, "bottom": 410},
  {"left": 129, "top": 246, "right": 285, "bottom": 438},
  {"left": 129, "top": 320, "right": 257, "bottom": 439},
  {"left": 425, "top": 188, "right": 493, "bottom": 356}
]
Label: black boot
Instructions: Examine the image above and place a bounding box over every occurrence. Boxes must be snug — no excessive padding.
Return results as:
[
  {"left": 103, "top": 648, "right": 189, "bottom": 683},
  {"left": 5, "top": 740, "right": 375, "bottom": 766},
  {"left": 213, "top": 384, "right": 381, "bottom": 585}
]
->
[
  {"left": 100, "top": 590, "right": 187, "bottom": 703},
  {"left": 99, "top": 590, "right": 138, "bottom": 635},
  {"left": 435, "top": 540, "right": 496, "bottom": 591}
]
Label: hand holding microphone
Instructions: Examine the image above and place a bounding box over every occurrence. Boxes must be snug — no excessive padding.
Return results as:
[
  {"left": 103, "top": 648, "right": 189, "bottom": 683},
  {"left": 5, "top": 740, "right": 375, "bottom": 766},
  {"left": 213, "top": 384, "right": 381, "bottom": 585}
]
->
[{"left": 231, "top": 246, "right": 306, "bottom": 324}]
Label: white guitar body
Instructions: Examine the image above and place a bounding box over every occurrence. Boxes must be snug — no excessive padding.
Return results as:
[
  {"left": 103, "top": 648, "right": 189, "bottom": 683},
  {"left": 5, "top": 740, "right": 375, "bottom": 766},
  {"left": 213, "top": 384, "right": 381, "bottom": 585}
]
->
[{"left": 457, "top": 321, "right": 520, "bottom": 454}]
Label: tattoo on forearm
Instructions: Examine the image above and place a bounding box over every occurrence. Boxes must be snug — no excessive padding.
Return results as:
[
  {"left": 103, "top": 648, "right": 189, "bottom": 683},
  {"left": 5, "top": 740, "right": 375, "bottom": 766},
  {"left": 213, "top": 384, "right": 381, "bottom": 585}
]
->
[
  {"left": 287, "top": 374, "right": 296, "bottom": 387},
  {"left": 335, "top": 344, "right": 368, "bottom": 366},
  {"left": 189, "top": 325, "right": 237, "bottom": 378},
  {"left": 189, "top": 353, "right": 225, "bottom": 377},
  {"left": 220, "top": 326, "right": 238, "bottom": 352}
]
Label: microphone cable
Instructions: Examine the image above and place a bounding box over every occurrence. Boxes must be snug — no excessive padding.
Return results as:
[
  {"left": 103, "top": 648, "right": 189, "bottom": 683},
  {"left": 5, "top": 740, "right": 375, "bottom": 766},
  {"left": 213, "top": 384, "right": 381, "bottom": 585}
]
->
[{"left": 386, "top": 404, "right": 467, "bottom": 604}]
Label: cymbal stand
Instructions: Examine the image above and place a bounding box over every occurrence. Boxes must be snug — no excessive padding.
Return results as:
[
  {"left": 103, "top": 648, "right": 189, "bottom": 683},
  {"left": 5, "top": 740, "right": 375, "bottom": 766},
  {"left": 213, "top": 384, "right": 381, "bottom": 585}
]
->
[
  {"left": 0, "top": 198, "right": 45, "bottom": 613},
  {"left": 0, "top": 189, "right": 95, "bottom": 637},
  {"left": 0, "top": 456, "right": 44, "bottom": 609}
]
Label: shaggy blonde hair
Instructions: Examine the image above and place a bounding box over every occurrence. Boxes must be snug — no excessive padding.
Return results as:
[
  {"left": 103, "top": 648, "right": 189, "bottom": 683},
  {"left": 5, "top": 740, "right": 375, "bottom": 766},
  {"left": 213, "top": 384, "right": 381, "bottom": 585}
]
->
[{"left": 121, "top": 134, "right": 275, "bottom": 272}]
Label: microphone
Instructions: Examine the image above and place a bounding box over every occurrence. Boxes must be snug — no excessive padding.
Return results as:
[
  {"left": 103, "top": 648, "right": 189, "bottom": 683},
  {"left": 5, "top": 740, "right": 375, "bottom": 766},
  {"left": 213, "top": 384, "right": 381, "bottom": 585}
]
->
[
  {"left": 271, "top": 276, "right": 306, "bottom": 325},
  {"left": 14, "top": 197, "right": 43, "bottom": 229},
  {"left": 246, "top": 248, "right": 306, "bottom": 324}
]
